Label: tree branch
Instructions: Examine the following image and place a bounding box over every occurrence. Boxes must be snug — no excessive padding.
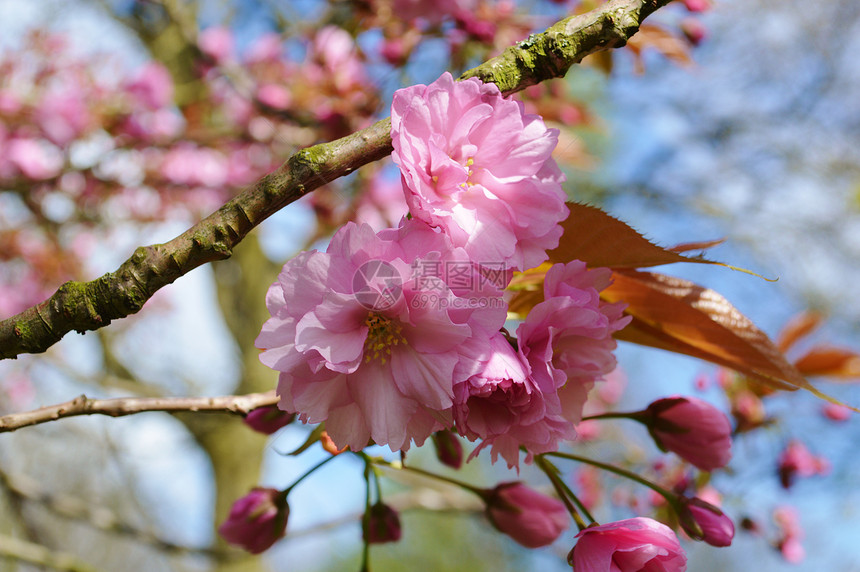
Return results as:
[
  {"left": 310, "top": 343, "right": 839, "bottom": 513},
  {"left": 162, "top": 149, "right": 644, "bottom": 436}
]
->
[
  {"left": 0, "top": 533, "right": 100, "bottom": 572},
  {"left": 0, "top": 391, "right": 278, "bottom": 433},
  {"left": 0, "top": 0, "right": 672, "bottom": 360}
]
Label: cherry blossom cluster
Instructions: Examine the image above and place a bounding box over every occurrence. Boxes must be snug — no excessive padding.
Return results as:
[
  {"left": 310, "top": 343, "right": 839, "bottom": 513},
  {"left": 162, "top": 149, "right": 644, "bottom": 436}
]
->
[{"left": 257, "top": 71, "right": 629, "bottom": 466}]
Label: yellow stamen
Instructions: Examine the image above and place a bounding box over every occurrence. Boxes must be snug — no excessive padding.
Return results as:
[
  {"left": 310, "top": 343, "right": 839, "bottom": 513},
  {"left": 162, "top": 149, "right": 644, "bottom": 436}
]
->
[{"left": 364, "top": 313, "right": 407, "bottom": 364}]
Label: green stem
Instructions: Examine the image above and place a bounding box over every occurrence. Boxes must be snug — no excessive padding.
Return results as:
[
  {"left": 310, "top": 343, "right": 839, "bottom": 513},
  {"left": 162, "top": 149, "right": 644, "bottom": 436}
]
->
[
  {"left": 545, "top": 451, "right": 677, "bottom": 505},
  {"left": 284, "top": 454, "right": 338, "bottom": 496},
  {"left": 581, "top": 411, "right": 646, "bottom": 422},
  {"left": 360, "top": 454, "right": 372, "bottom": 572},
  {"left": 534, "top": 455, "right": 589, "bottom": 531},
  {"left": 372, "top": 457, "right": 487, "bottom": 499}
]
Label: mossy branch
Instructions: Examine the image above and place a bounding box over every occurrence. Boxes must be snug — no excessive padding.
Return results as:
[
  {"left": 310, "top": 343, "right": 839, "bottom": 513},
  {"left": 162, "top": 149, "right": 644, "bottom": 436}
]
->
[{"left": 0, "top": 0, "right": 672, "bottom": 360}]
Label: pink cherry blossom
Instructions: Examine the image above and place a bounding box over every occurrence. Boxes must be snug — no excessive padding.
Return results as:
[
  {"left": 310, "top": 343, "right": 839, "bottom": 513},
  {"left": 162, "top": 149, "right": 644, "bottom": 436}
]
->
[
  {"left": 453, "top": 332, "right": 573, "bottom": 468},
  {"left": 218, "top": 487, "right": 289, "bottom": 554},
  {"left": 256, "top": 218, "right": 505, "bottom": 452},
  {"left": 484, "top": 482, "right": 569, "bottom": 548},
  {"left": 391, "top": 71, "right": 569, "bottom": 271},
  {"left": 518, "top": 261, "right": 629, "bottom": 428},
  {"left": 569, "top": 517, "right": 687, "bottom": 572},
  {"left": 645, "top": 396, "right": 732, "bottom": 471}
]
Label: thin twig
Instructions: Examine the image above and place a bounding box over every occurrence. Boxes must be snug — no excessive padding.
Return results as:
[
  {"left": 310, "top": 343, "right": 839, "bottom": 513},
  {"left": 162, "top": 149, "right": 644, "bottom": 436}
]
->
[
  {"left": 0, "top": 391, "right": 278, "bottom": 433},
  {"left": 0, "top": 0, "right": 672, "bottom": 360},
  {"left": 0, "top": 470, "right": 226, "bottom": 558}
]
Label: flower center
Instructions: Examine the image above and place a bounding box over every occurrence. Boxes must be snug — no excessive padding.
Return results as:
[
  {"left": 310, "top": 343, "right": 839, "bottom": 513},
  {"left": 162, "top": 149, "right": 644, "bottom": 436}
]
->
[{"left": 364, "top": 313, "right": 406, "bottom": 364}]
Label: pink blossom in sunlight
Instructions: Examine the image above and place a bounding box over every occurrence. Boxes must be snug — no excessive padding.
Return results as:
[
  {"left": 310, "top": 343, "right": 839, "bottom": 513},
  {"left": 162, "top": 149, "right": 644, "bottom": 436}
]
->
[
  {"left": 125, "top": 62, "right": 174, "bottom": 110},
  {"left": 198, "top": 26, "right": 235, "bottom": 64},
  {"left": 518, "top": 261, "right": 629, "bottom": 430},
  {"left": 646, "top": 396, "right": 732, "bottom": 471},
  {"left": 453, "top": 332, "right": 573, "bottom": 468},
  {"left": 569, "top": 517, "right": 687, "bottom": 572},
  {"left": 256, "top": 219, "right": 505, "bottom": 451},
  {"left": 391, "top": 72, "right": 568, "bottom": 271},
  {"left": 484, "top": 482, "right": 569, "bottom": 548}
]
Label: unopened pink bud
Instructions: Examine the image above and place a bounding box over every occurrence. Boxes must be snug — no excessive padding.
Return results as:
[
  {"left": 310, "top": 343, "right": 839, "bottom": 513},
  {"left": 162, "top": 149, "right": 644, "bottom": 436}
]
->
[
  {"left": 646, "top": 396, "right": 732, "bottom": 471},
  {"left": 218, "top": 487, "right": 288, "bottom": 554},
  {"left": 363, "top": 502, "right": 402, "bottom": 544},
  {"left": 484, "top": 482, "right": 569, "bottom": 548},
  {"left": 679, "top": 497, "right": 734, "bottom": 547},
  {"left": 243, "top": 405, "right": 294, "bottom": 435},
  {"left": 431, "top": 430, "right": 463, "bottom": 469}
]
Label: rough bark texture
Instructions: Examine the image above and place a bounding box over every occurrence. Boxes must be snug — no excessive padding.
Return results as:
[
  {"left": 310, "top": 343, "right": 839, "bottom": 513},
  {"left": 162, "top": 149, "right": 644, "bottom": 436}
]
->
[{"left": 0, "top": 0, "right": 672, "bottom": 361}]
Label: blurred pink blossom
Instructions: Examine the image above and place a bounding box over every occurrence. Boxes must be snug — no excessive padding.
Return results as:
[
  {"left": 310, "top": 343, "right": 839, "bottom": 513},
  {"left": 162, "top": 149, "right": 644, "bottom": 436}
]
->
[
  {"left": 773, "top": 506, "right": 805, "bottom": 564},
  {"left": 36, "top": 90, "right": 91, "bottom": 145},
  {"left": 160, "top": 144, "right": 228, "bottom": 188},
  {"left": 821, "top": 403, "right": 851, "bottom": 422},
  {"left": 198, "top": 26, "right": 235, "bottom": 64},
  {"left": 125, "top": 62, "right": 174, "bottom": 110},
  {"left": 256, "top": 84, "right": 291, "bottom": 109},
  {"left": 6, "top": 138, "right": 64, "bottom": 180},
  {"left": 777, "top": 440, "right": 830, "bottom": 488}
]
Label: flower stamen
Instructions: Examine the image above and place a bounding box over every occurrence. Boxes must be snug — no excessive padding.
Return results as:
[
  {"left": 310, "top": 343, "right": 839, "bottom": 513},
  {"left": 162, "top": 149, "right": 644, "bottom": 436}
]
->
[{"left": 364, "top": 313, "right": 406, "bottom": 364}]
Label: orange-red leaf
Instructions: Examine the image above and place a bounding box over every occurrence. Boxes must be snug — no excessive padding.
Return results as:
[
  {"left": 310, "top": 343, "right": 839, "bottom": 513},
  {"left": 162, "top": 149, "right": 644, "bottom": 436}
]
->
[
  {"left": 549, "top": 203, "right": 712, "bottom": 269},
  {"left": 667, "top": 238, "right": 726, "bottom": 254},
  {"left": 603, "top": 270, "right": 804, "bottom": 390},
  {"left": 776, "top": 311, "right": 823, "bottom": 353},
  {"left": 794, "top": 346, "right": 860, "bottom": 379}
]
